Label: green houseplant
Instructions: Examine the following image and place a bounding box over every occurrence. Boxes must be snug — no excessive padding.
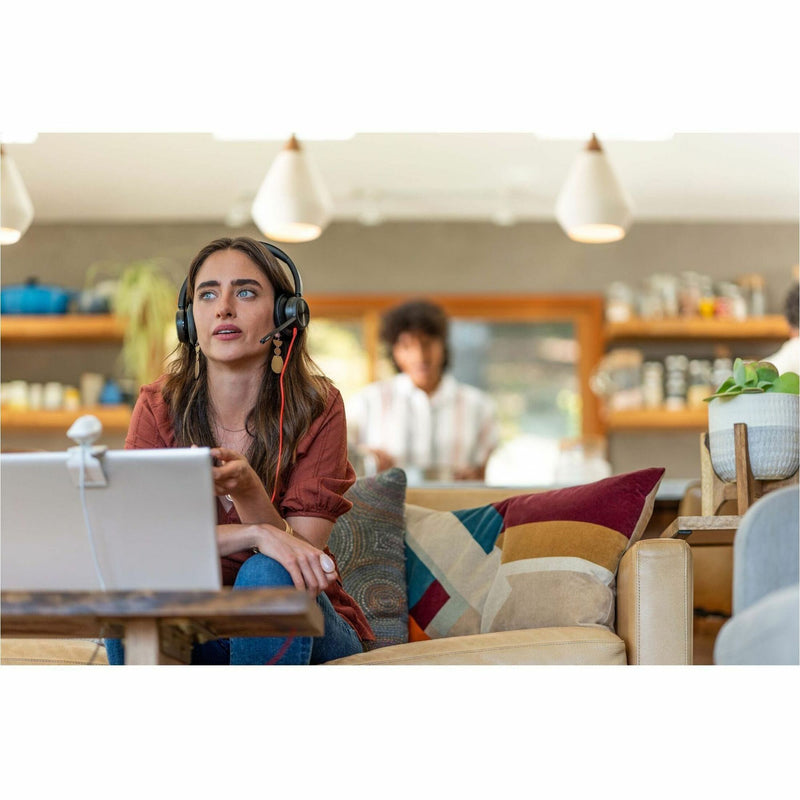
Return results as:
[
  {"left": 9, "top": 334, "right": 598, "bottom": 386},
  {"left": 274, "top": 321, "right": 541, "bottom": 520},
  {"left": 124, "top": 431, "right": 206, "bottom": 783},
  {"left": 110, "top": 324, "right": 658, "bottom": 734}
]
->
[
  {"left": 111, "top": 259, "right": 179, "bottom": 390},
  {"left": 705, "top": 358, "right": 799, "bottom": 399},
  {"left": 705, "top": 358, "right": 799, "bottom": 481}
]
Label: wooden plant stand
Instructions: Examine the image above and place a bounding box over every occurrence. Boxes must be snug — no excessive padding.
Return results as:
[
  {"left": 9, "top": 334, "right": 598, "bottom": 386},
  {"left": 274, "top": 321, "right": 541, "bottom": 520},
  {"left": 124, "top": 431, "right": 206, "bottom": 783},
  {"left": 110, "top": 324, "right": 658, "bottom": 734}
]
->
[
  {"left": 700, "top": 423, "right": 799, "bottom": 517},
  {"left": 663, "top": 422, "right": 798, "bottom": 543}
]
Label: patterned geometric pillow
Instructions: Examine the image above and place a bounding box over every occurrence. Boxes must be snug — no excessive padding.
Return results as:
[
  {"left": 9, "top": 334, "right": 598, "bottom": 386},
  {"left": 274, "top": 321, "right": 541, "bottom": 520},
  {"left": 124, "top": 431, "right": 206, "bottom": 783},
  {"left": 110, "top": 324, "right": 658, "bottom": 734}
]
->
[
  {"left": 405, "top": 503, "right": 504, "bottom": 641},
  {"left": 405, "top": 468, "right": 665, "bottom": 641},
  {"left": 328, "top": 468, "right": 408, "bottom": 650}
]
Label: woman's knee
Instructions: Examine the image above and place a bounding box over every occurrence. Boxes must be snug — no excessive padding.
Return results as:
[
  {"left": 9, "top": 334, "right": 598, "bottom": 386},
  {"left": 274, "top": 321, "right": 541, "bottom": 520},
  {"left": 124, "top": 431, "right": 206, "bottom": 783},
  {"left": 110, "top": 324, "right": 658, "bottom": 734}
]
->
[{"left": 234, "top": 553, "right": 293, "bottom": 589}]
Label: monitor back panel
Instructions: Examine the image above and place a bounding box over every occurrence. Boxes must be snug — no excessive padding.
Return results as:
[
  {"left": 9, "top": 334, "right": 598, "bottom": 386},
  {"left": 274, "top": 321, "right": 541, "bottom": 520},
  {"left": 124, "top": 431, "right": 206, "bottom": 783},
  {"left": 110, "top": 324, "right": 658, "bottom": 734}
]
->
[{"left": 1, "top": 447, "right": 222, "bottom": 591}]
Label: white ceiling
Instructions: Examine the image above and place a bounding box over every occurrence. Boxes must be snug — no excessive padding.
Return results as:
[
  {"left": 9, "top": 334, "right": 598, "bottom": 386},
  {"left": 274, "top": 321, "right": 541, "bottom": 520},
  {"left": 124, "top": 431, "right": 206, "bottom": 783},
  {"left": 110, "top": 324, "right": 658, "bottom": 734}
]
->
[{"left": 5, "top": 131, "right": 799, "bottom": 227}]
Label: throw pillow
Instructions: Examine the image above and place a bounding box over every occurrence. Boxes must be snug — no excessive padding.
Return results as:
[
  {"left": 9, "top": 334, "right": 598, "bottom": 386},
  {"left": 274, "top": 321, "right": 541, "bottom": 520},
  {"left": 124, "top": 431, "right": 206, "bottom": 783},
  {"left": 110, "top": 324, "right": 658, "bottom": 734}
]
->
[
  {"left": 328, "top": 468, "right": 409, "bottom": 650},
  {"left": 481, "top": 467, "right": 665, "bottom": 634},
  {"left": 405, "top": 503, "right": 505, "bottom": 641},
  {"left": 405, "top": 467, "right": 665, "bottom": 641}
]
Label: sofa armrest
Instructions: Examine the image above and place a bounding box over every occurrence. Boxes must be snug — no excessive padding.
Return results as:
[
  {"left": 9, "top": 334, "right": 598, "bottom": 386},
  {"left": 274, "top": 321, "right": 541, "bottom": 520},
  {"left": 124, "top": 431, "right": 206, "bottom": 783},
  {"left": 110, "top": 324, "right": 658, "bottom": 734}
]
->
[{"left": 616, "top": 538, "right": 693, "bottom": 665}]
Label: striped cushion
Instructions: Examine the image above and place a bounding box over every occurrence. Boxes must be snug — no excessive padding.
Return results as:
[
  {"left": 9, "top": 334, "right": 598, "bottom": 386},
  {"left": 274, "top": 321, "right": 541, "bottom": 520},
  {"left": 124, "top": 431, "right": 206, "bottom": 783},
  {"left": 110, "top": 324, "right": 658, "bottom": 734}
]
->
[
  {"left": 405, "top": 468, "right": 664, "bottom": 640},
  {"left": 481, "top": 521, "right": 626, "bottom": 633}
]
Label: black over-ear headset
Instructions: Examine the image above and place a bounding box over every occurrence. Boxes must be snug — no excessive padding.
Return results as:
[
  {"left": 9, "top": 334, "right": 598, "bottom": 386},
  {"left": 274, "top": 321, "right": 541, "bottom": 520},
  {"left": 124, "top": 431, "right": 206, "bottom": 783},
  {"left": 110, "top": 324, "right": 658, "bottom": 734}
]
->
[{"left": 175, "top": 241, "right": 310, "bottom": 347}]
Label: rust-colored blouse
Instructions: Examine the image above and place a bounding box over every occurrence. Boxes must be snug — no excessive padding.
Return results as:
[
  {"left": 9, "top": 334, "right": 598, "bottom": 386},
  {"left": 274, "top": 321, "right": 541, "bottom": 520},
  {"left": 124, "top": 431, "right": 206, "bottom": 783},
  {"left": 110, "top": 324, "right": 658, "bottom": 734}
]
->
[{"left": 125, "top": 378, "right": 375, "bottom": 643}]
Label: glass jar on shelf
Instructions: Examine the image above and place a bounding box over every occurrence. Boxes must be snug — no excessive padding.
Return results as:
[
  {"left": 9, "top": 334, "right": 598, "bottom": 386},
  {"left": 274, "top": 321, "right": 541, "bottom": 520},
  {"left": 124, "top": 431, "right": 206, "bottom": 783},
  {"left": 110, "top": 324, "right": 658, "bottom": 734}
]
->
[
  {"left": 697, "top": 274, "right": 716, "bottom": 318},
  {"left": 679, "top": 272, "right": 702, "bottom": 317},
  {"left": 750, "top": 274, "right": 766, "bottom": 316},
  {"left": 652, "top": 273, "right": 679, "bottom": 317},
  {"left": 664, "top": 354, "right": 689, "bottom": 409},
  {"left": 641, "top": 361, "right": 664, "bottom": 408},
  {"left": 591, "top": 348, "right": 643, "bottom": 410},
  {"left": 605, "top": 282, "right": 635, "bottom": 322},
  {"left": 738, "top": 274, "right": 767, "bottom": 316},
  {"left": 716, "top": 281, "right": 747, "bottom": 319},
  {"left": 687, "top": 359, "right": 713, "bottom": 407},
  {"left": 638, "top": 287, "right": 663, "bottom": 319}
]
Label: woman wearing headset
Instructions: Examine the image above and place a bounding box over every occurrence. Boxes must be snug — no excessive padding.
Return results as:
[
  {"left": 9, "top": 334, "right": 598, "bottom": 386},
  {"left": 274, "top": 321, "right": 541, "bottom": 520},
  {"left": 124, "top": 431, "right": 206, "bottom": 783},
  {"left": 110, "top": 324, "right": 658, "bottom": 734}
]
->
[{"left": 105, "top": 236, "right": 373, "bottom": 664}]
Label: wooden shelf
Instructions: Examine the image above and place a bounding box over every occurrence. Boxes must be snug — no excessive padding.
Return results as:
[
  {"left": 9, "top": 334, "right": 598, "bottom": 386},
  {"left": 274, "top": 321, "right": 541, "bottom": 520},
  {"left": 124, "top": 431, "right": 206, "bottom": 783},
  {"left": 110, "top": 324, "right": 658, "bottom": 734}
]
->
[
  {"left": 604, "top": 315, "right": 790, "bottom": 341},
  {"left": 604, "top": 406, "right": 708, "bottom": 430},
  {"left": 0, "top": 314, "right": 125, "bottom": 343},
  {"left": 1, "top": 405, "right": 132, "bottom": 431}
]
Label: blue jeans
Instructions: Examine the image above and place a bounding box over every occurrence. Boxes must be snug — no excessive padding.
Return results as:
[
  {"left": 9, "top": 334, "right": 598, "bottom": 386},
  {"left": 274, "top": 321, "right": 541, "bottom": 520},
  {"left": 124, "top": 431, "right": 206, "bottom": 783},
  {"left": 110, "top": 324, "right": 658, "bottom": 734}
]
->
[{"left": 105, "top": 553, "right": 363, "bottom": 665}]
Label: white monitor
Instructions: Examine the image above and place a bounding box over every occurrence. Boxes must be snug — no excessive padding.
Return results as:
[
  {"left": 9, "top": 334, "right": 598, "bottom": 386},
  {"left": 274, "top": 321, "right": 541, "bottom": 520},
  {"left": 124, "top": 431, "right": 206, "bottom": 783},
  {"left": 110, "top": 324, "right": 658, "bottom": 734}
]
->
[{"left": 1, "top": 446, "right": 222, "bottom": 591}]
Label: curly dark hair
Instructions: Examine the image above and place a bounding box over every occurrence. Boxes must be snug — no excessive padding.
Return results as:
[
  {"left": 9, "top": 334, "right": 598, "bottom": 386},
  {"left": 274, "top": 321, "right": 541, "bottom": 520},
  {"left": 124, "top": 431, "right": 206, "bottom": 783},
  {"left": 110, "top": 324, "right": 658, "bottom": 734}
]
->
[
  {"left": 784, "top": 281, "right": 799, "bottom": 329},
  {"left": 379, "top": 299, "right": 450, "bottom": 372}
]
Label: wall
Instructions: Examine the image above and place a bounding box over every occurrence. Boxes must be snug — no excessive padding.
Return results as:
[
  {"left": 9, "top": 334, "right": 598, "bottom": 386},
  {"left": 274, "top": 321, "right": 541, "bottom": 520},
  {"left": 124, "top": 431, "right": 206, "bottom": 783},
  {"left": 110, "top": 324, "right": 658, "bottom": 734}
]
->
[
  {"left": 2, "top": 219, "right": 798, "bottom": 475},
  {"left": 2, "top": 219, "right": 797, "bottom": 297}
]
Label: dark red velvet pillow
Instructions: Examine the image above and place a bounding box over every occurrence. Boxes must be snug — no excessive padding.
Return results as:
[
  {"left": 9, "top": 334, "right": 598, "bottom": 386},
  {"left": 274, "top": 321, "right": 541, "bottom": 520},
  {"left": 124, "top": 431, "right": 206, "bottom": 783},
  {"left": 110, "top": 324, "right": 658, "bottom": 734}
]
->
[{"left": 493, "top": 467, "right": 665, "bottom": 545}]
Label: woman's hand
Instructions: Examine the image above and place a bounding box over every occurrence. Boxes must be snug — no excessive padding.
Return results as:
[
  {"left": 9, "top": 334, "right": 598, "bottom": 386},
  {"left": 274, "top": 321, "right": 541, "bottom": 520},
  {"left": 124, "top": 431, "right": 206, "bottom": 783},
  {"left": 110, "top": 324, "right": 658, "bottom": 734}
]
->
[
  {"left": 252, "top": 523, "right": 339, "bottom": 596},
  {"left": 211, "top": 447, "right": 264, "bottom": 501}
]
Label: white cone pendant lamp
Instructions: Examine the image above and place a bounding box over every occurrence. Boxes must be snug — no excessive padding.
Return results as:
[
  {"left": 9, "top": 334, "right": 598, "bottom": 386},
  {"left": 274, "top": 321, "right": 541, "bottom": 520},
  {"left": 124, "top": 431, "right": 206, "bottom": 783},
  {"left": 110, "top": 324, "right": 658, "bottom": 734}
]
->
[
  {"left": 1, "top": 146, "right": 35, "bottom": 245},
  {"left": 555, "top": 134, "right": 632, "bottom": 243},
  {"left": 251, "top": 134, "right": 332, "bottom": 243}
]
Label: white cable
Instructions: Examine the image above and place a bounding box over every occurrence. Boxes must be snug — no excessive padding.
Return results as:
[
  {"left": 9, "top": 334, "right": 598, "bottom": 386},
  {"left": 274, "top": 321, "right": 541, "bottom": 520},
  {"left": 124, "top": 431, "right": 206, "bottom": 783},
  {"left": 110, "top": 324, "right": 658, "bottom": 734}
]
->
[{"left": 78, "top": 444, "right": 107, "bottom": 591}]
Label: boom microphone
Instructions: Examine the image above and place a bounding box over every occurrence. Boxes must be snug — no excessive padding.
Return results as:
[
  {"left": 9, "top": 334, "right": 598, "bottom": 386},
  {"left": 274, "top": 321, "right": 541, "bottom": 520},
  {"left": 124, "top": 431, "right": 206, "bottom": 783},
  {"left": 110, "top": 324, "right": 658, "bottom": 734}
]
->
[{"left": 259, "top": 316, "right": 298, "bottom": 344}]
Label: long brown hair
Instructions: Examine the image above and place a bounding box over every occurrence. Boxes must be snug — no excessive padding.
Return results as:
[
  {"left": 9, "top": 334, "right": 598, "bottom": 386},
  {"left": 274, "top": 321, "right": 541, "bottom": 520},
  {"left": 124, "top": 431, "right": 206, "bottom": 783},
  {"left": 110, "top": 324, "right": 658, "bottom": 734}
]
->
[{"left": 162, "top": 237, "right": 328, "bottom": 496}]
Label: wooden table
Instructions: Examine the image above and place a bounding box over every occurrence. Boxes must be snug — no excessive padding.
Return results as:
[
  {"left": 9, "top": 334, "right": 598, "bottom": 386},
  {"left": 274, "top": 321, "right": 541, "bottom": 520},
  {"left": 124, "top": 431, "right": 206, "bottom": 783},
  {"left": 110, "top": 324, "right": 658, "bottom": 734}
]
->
[
  {"left": 1, "top": 588, "right": 324, "bottom": 665},
  {"left": 660, "top": 514, "right": 741, "bottom": 545}
]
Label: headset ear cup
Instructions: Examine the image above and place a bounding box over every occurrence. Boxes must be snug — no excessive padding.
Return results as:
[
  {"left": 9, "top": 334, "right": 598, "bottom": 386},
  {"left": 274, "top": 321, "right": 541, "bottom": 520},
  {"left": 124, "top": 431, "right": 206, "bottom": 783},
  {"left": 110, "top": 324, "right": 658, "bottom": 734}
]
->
[
  {"left": 274, "top": 293, "right": 289, "bottom": 330},
  {"left": 176, "top": 309, "right": 187, "bottom": 343},
  {"left": 176, "top": 278, "right": 197, "bottom": 345},
  {"left": 285, "top": 296, "right": 310, "bottom": 330},
  {"left": 186, "top": 303, "right": 197, "bottom": 346}
]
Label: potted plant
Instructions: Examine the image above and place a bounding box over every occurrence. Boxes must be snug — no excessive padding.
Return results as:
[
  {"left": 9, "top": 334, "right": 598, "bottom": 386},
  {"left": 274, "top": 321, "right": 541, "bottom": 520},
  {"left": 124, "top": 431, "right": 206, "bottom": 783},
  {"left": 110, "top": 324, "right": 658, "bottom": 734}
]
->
[
  {"left": 111, "top": 259, "right": 179, "bottom": 390},
  {"left": 705, "top": 358, "right": 799, "bottom": 481}
]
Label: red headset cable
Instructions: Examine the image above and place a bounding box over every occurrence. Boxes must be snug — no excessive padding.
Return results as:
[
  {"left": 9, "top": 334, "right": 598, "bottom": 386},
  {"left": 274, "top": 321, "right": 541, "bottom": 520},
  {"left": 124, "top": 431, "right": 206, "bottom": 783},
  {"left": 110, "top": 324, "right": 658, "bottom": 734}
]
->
[
  {"left": 267, "top": 326, "right": 299, "bottom": 665},
  {"left": 271, "top": 326, "right": 298, "bottom": 504}
]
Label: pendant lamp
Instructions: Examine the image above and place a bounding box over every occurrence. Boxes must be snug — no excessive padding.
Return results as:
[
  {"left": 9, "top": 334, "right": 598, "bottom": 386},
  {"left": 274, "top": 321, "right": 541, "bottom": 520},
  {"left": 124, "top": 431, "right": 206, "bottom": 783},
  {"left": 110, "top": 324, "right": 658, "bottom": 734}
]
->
[
  {"left": 554, "top": 134, "right": 632, "bottom": 243},
  {"left": 250, "top": 134, "right": 332, "bottom": 243},
  {"left": 0, "top": 146, "right": 35, "bottom": 245}
]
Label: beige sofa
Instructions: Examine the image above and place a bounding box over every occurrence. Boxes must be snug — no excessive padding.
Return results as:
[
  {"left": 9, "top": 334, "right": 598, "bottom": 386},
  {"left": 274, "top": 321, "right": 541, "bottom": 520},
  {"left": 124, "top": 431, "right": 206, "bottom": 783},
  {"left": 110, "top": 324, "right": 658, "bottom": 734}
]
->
[
  {"left": 1, "top": 484, "right": 693, "bottom": 666},
  {"left": 329, "top": 485, "right": 693, "bottom": 665}
]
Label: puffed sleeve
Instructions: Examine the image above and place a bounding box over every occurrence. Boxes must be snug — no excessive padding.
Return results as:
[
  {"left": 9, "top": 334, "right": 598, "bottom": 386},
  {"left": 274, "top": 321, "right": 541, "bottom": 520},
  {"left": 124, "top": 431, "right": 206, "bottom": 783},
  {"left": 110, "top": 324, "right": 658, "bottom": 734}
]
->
[
  {"left": 278, "top": 386, "right": 356, "bottom": 521},
  {"left": 124, "top": 380, "right": 176, "bottom": 450}
]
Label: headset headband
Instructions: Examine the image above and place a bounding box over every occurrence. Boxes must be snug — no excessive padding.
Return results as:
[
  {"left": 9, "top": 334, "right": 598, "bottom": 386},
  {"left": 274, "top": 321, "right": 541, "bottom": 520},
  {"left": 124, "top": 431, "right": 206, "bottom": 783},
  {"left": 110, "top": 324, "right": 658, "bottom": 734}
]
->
[{"left": 261, "top": 241, "right": 303, "bottom": 296}]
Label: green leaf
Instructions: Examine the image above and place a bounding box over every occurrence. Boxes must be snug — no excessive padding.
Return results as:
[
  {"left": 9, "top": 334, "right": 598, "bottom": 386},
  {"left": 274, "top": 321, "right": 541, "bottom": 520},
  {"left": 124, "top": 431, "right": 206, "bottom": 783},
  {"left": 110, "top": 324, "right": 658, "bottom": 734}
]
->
[
  {"left": 715, "top": 377, "right": 736, "bottom": 394},
  {"left": 732, "top": 358, "right": 746, "bottom": 384},
  {"left": 755, "top": 362, "right": 779, "bottom": 383},
  {"left": 771, "top": 372, "right": 800, "bottom": 394},
  {"left": 742, "top": 363, "right": 758, "bottom": 385},
  {"left": 705, "top": 379, "right": 733, "bottom": 400},
  {"left": 111, "top": 258, "right": 180, "bottom": 388}
]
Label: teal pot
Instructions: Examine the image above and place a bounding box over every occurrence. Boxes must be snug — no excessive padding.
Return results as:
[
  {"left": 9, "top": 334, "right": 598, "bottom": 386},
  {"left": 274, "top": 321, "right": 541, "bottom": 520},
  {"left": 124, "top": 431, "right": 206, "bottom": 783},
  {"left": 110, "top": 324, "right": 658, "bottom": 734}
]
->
[
  {"left": 1, "top": 278, "right": 74, "bottom": 314},
  {"left": 708, "top": 393, "right": 799, "bottom": 481}
]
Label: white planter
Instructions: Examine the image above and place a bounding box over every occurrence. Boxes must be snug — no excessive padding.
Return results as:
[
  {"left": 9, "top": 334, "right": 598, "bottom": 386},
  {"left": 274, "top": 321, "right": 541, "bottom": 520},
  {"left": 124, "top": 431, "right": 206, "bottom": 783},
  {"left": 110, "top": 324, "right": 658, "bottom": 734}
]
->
[{"left": 708, "top": 393, "right": 799, "bottom": 481}]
